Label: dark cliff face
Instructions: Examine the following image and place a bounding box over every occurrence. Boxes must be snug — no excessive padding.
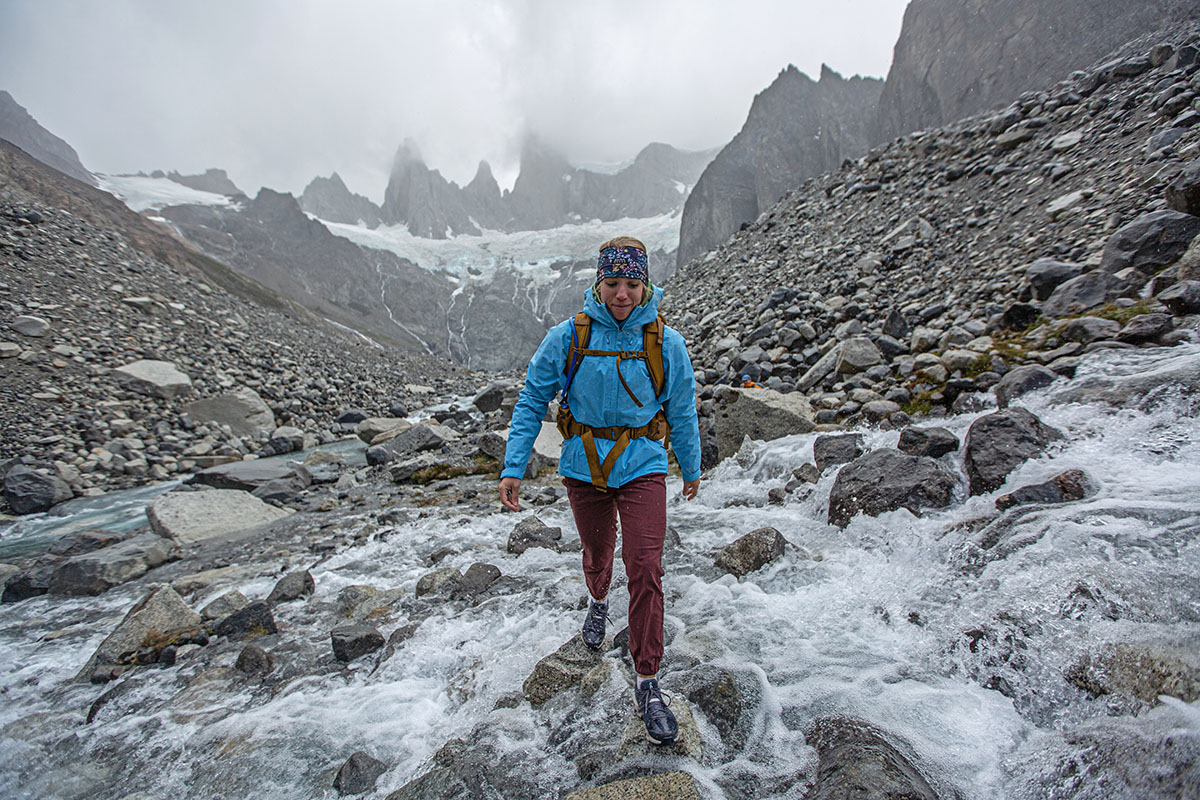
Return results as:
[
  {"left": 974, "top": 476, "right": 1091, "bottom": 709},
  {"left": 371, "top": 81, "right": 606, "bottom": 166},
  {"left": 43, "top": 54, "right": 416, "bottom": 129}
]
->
[
  {"left": 873, "top": 0, "right": 1198, "bottom": 143},
  {"left": 677, "top": 65, "right": 883, "bottom": 268},
  {"left": 0, "top": 90, "right": 96, "bottom": 187},
  {"left": 167, "top": 168, "right": 243, "bottom": 197},
  {"left": 299, "top": 172, "right": 381, "bottom": 228},
  {"left": 380, "top": 142, "right": 481, "bottom": 238}
]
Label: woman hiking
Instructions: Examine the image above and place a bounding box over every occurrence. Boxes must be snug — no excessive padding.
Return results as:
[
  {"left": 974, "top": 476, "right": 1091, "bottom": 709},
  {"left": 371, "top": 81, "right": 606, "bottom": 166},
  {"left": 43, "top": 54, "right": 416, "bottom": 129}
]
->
[{"left": 498, "top": 236, "right": 701, "bottom": 745}]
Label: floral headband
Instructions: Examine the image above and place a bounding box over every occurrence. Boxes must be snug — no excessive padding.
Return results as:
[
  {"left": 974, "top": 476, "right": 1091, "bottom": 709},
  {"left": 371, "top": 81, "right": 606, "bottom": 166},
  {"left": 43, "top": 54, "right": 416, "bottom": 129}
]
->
[{"left": 596, "top": 245, "right": 648, "bottom": 285}]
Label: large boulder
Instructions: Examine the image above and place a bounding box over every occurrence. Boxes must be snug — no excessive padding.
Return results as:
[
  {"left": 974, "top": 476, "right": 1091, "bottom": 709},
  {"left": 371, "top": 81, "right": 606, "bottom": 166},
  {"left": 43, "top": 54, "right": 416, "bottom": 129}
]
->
[
  {"left": 963, "top": 408, "right": 1064, "bottom": 495},
  {"left": 827, "top": 449, "right": 956, "bottom": 528},
  {"left": 806, "top": 717, "right": 940, "bottom": 800},
  {"left": 896, "top": 426, "right": 959, "bottom": 458},
  {"left": 355, "top": 417, "right": 411, "bottom": 444},
  {"left": 1165, "top": 160, "right": 1200, "bottom": 216},
  {"left": 331, "top": 625, "right": 385, "bottom": 662},
  {"left": 835, "top": 336, "right": 883, "bottom": 375},
  {"left": 1040, "top": 271, "right": 1126, "bottom": 318},
  {"left": 111, "top": 359, "right": 193, "bottom": 399},
  {"left": 995, "top": 469, "right": 1093, "bottom": 511},
  {"left": 3, "top": 465, "right": 73, "bottom": 514},
  {"left": 994, "top": 364, "right": 1059, "bottom": 409},
  {"left": 334, "top": 752, "right": 389, "bottom": 796},
  {"left": 712, "top": 387, "right": 815, "bottom": 462},
  {"left": 565, "top": 771, "right": 698, "bottom": 800},
  {"left": 183, "top": 387, "right": 275, "bottom": 437},
  {"left": 76, "top": 585, "right": 202, "bottom": 681},
  {"left": 1099, "top": 210, "right": 1200, "bottom": 276},
  {"left": 48, "top": 533, "right": 175, "bottom": 595},
  {"left": 522, "top": 635, "right": 607, "bottom": 706},
  {"left": 714, "top": 527, "right": 788, "bottom": 577},
  {"left": 366, "top": 422, "right": 458, "bottom": 465},
  {"left": 813, "top": 433, "right": 865, "bottom": 473},
  {"left": 1026, "top": 258, "right": 1084, "bottom": 301},
  {"left": 1158, "top": 280, "right": 1200, "bottom": 314},
  {"left": 188, "top": 460, "right": 311, "bottom": 492},
  {"left": 147, "top": 489, "right": 293, "bottom": 544},
  {"left": 1066, "top": 639, "right": 1200, "bottom": 705}
]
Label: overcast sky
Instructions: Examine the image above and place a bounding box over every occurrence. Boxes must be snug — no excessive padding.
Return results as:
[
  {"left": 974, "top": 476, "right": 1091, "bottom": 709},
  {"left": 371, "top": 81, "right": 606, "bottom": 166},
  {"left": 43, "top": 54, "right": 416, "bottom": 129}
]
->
[{"left": 1, "top": 0, "right": 908, "bottom": 201}]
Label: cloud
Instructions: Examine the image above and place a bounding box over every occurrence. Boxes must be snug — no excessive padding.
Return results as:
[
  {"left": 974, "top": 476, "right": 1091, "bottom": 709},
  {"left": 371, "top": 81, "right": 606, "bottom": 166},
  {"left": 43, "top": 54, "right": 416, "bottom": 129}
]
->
[{"left": 0, "top": 0, "right": 907, "bottom": 200}]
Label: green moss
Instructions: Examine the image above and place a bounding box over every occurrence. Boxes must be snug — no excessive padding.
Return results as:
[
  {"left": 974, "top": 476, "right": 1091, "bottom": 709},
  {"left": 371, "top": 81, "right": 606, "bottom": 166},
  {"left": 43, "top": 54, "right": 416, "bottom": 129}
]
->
[
  {"left": 410, "top": 455, "right": 497, "bottom": 486},
  {"left": 902, "top": 396, "right": 933, "bottom": 416},
  {"left": 964, "top": 353, "right": 994, "bottom": 378}
]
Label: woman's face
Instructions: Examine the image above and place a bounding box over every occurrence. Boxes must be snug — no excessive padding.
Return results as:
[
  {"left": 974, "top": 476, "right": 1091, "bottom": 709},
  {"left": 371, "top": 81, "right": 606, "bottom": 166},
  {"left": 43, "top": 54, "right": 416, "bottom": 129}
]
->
[{"left": 599, "top": 278, "right": 644, "bottom": 321}]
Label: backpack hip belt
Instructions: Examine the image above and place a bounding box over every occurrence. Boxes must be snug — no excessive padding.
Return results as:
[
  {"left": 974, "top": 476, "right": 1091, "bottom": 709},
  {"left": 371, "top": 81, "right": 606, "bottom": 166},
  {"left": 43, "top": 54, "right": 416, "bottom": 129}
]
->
[{"left": 556, "top": 406, "right": 669, "bottom": 492}]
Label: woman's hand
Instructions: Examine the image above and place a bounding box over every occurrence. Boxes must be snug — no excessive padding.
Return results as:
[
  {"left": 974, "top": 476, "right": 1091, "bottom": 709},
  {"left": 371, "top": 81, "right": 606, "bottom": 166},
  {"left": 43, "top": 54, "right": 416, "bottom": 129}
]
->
[
  {"left": 681, "top": 479, "right": 700, "bottom": 501},
  {"left": 498, "top": 477, "right": 522, "bottom": 511}
]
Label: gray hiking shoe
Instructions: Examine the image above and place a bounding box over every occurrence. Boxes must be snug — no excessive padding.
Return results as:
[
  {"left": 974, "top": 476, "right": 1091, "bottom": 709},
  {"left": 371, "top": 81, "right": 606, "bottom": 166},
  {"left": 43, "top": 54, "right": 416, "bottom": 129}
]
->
[
  {"left": 581, "top": 600, "right": 608, "bottom": 650},
  {"left": 634, "top": 678, "right": 677, "bottom": 745}
]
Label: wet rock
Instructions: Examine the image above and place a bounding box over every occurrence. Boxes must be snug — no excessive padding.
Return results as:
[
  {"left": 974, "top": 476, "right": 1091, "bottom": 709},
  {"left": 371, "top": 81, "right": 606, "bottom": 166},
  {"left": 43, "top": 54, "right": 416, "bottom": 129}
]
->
[
  {"left": 792, "top": 463, "right": 819, "bottom": 483},
  {"left": 214, "top": 601, "right": 278, "bottom": 639},
  {"left": 963, "top": 408, "right": 1064, "bottom": 495},
  {"left": 1100, "top": 210, "right": 1200, "bottom": 277},
  {"left": 148, "top": 489, "right": 293, "bottom": 544},
  {"left": 235, "top": 643, "right": 273, "bottom": 675},
  {"left": 1116, "top": 313, "right": 1173, "bottom": 344},
  {"left": 47, "top": 533, "right": 175, "bottom": 595},
  {"left": 3, "top": 465, "right": 73, "bottom": 514},
  {"left": 331, "top": 624, "right": 385, "bottom": 662},
  {"left": 999, "top": 301, "right": 1040, "bottom": 332},
  {"left": 678, "top": 665, "right": 760, "bottom": 752},
  {"left": 564, "top": 771, "right": 698, "bottom": 800},
  {"left": 201, "top": 590, "right": 249, "bottom": 621},
  {"left": 1157, "top": 280, "right": 1200, "bottom": 314},
  {"left": 897, "top": 426, "right": 959, "bottom": 458},
  {"left": 77, "top": 585, "right": 202, "bottom": 681},
  {"left": 383, "top": 737, "right": 543, "bottom": 800},
  {"left": 806, "top": 717, "right": 939, "bottom": 800},
  {"left": 827, "top": 449, "right": 956, "bottom": 528},
  {"left": 507, "top": 515, "right": 563, "bottom": 555},
  {"left": 714, "top": 527, "right": 787, "bottom": 577},
  {"left": 267, "top": 569, "right": 315, "bottom": 604},
  {"left": 615, "top": 694, "right": 702, "bottom": 763},
  {"left": 994, "top": 364, "right": 1058, "bottom": 409},
  {"left": 415, "top": 567, "right": 462, "bottom": 598},
  {"left": 183, "top": 387, "right": 275, "bottom": 437},
  {"left": 335, "top": 751, "right": 389, "bottom": 795},
  {"left": 523, "top": 636, "right": 606, "bottom": 705},
  {"left": 111, "top": 359, "right": 193, "bottom": 399},
  {"left": 451, "top": 562, "right": 501, "bottom": 599},
  {"left": 813, "top": 433, "right": 865, "bottom": 473},
  {"left": 1, "top": 563, "right": 53, "bottom": 603},
  {"left": 1066, "top": 638, "right": 1200, "bottom": 705},
  {"left": 46, "top": 530, "right": 126, "bottom": 556},
  {"left": 995, "top": 469, "right": 1093, "bottom": 511},
  {"left": 712, "top": 386, "right": 815, "bottom": 462}
]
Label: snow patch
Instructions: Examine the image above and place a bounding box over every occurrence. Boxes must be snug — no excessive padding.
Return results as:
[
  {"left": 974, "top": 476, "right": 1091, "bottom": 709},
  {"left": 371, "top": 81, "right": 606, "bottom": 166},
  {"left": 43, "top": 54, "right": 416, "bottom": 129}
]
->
[{"left": 98, "top": 174, "right": 239, "bottom": 213}]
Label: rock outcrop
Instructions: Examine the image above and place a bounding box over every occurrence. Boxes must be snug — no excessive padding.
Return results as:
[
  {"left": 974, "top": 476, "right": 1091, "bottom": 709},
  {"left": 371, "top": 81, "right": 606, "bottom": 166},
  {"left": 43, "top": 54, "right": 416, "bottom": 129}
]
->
[
  {"left": 677, "top": 65, "right": 883, "bottom": 267},
  {"left": 0, "top": 90, "right": 96, "bottom": 186}
]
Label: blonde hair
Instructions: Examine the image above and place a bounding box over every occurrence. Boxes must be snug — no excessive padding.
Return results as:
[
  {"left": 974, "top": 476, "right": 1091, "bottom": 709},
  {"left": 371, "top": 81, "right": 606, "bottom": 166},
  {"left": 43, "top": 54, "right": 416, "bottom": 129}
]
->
[{"left": 599, "top": 236, "right": 646, "bottom": 253}]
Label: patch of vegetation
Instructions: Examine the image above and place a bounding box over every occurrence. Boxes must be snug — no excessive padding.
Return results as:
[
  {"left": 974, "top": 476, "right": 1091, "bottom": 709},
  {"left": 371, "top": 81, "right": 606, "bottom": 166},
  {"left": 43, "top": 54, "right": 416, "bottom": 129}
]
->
[
  {"left": 964, "top": 353, "right": 994, "bottom": 378},
  {"left": 902, "top": 394, "right": 934, "bottom": 416},
  {"left": 1089, "top": 300, "right": 1155, "bottom": 326}
]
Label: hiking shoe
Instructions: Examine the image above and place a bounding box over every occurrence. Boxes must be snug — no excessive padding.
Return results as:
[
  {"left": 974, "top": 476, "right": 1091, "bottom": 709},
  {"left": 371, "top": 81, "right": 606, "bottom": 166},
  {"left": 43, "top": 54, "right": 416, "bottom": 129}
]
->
[
  {"left": 581, "top": 600, "right": 608, "bottom": 650},
  {"left": 634, "top": 679, "right": 678, "bottom": 745}
]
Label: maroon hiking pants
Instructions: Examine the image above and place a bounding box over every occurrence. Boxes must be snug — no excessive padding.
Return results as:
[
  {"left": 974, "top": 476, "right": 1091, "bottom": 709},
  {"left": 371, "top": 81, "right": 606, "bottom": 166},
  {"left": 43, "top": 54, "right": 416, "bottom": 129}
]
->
[{"left": 563, "top": 473, "right": 667, "bottom": 677}]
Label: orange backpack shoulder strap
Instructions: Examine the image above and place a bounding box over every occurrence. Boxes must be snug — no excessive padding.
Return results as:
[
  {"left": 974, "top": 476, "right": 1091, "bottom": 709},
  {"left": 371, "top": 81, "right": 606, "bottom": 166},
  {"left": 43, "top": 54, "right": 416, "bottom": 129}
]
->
[
  {"left": 643, "top": 314, "right": 666, "bottom": 397},
  {"left": 563, "top": 312, "right": 591, "bottom": 393}
]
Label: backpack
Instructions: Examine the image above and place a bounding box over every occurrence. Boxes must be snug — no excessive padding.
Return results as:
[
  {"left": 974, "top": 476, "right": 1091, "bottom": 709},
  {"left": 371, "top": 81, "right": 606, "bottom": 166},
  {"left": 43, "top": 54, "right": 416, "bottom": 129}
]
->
[{"left": 555, "top": 311, "right": 670, "bottom": 491}]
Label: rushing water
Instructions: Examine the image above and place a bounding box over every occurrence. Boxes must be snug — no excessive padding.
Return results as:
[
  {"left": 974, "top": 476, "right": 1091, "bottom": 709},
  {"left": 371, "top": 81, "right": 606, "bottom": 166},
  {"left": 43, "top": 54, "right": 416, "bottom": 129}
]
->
[{"left": 1, "top": 345, "right": 1198, "bottom": 799}]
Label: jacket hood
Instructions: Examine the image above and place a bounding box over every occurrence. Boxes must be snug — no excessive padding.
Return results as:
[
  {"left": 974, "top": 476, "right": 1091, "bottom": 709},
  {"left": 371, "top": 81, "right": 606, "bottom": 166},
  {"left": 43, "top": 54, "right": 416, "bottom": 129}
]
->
[{"left": 583, "top": 284, "right": 663, "bottom": 329}]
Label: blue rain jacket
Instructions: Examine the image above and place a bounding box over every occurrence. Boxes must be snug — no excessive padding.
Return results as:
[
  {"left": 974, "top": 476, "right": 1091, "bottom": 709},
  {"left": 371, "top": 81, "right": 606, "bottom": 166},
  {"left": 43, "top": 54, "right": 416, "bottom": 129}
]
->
[{"left": 502, "top": 285, "right": 701, "bottom": 487}]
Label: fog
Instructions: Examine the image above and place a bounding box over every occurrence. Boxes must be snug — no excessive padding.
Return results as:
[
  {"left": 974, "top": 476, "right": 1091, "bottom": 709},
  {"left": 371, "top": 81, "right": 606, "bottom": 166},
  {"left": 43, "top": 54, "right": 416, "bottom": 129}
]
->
[{"left": 0, "top": 0, "right": 907, "bottom": 200}]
